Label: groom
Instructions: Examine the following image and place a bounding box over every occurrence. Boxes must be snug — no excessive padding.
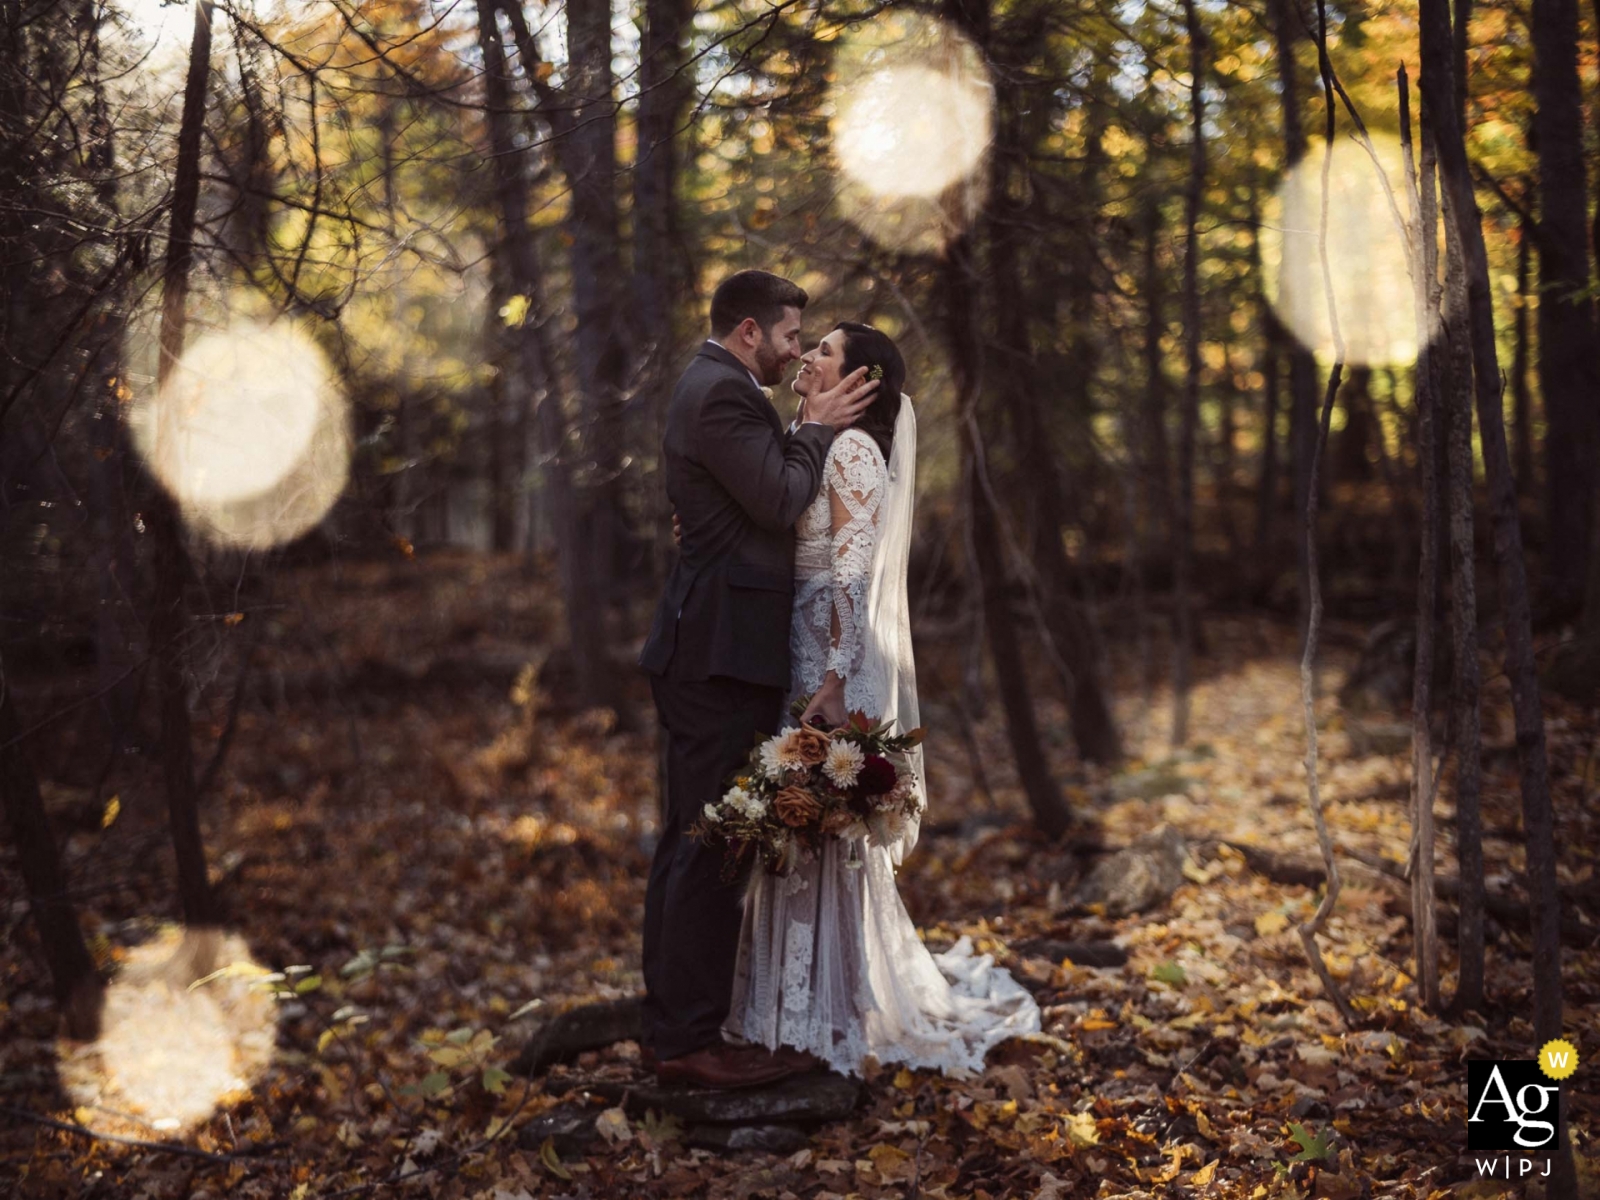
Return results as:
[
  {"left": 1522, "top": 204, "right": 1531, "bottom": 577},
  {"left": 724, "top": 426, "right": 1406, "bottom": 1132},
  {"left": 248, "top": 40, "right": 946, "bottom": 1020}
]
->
[{"left": 638, "top": 270, "right": 878, "bottom": 1088}]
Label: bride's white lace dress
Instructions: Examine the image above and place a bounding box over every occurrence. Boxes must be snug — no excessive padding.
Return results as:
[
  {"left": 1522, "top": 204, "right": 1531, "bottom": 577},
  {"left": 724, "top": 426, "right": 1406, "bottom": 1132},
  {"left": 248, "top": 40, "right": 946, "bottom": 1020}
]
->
[{"left": 724, "top": 426, "right": 1041, "bottom": 1077}]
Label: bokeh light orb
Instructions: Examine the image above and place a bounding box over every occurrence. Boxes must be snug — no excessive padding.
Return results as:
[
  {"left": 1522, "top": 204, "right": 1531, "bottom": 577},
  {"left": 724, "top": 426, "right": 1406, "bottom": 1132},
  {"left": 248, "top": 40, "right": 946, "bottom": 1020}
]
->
[
  {"left": 1261, "top": 133, "right": 1443, "bottom": 367},
  {"left": 831, "top": 13, "right": 994, "bottom": 254},
  {"left": 134, "top": 318, "right": 350, "bottom": 548},
  {"left": 56, "top": 929, "right": 276, "bottom": 1136}
]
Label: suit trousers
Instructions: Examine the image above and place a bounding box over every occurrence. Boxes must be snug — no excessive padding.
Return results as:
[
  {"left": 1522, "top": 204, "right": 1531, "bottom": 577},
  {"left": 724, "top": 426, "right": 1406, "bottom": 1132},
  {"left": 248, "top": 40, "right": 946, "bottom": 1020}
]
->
[{"left": 644, "top": 673, "right": 784, "bottom": 1060}]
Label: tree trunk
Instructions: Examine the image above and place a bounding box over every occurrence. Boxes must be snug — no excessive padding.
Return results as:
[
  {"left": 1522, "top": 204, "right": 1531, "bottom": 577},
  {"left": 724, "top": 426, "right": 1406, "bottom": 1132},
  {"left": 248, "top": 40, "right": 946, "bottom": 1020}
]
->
[
  {"left": 987, "top": 17, "right": 1121, "bottom": 766},
  {"left": 0, "top": 669, "right": 104, "bottom": 1039},
  {"left": 1532, "top": 0, "right": 1600, "bottom": 613},
  {"left": 495, "top": 0, "right": 621, "bottom": 712},
  {"left": 943, "top": 0, "right": 1072, "bottom": 837},
  {"left": 485, "top": 248, "right": 521, "bottom": 554},
  {"left": 1140, "top": 195, "right": 1173, "bottom": 564},
  {"left": 1510, "top": 210, "right": 1533, "bottom": 497},
  {"left": 1400, "top": 69, "right": 1443, "bottom": 1009},
  {"left": 152, "top": 0, "right": 220, "bottom": 933},
  {"left": 1418, "top": 4, "right": 1573, "bottom": 1189},
  {"left": 633, "top": 0, "right": 695, "bottom": 584},
  {"left": 1171, "top": 0, "right": 1205, "bottom": 747},
  {"left": 561, "top": 0, "right": 633, "bottom": 605},
  {"left": 1271, "top": 0, "right": 1322, "bottom": 635},
  {"left": 82, "top": 2, "right": 142, "bottom": 754},
  {"left": 1333, "top": 368, "right": 1376, "bottom": 483}
]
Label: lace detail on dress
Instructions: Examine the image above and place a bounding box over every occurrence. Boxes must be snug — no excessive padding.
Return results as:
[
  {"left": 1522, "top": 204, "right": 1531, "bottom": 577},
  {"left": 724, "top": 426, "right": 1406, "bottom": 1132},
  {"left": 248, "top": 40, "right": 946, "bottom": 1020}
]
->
[
  {"left": 789, "top": 429, "right": 889, "bottom": 717},
  {"left": 782, "top": 920, "right": 814, "bottom": 1012}
]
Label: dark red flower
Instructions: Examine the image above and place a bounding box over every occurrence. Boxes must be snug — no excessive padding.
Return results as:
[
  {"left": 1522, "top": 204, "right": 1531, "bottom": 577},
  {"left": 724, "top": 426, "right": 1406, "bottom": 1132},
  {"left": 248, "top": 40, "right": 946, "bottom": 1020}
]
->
[{"left": 857, "top": 754, "right": 898, "bottom": 796}]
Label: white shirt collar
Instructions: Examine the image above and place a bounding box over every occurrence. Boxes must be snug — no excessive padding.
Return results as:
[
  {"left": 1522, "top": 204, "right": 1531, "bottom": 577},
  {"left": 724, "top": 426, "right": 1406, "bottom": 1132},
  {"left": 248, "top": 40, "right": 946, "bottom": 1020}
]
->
[{"left": 706, "top": 338, "right": 764, "bottom": 393}]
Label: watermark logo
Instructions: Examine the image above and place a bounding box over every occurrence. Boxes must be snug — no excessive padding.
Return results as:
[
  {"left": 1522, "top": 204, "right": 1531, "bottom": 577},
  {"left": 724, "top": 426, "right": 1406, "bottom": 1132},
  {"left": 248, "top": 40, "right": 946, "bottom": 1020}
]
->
[{"left": 1466, "top": 1041, "right": 1579, "bottom": 1180}]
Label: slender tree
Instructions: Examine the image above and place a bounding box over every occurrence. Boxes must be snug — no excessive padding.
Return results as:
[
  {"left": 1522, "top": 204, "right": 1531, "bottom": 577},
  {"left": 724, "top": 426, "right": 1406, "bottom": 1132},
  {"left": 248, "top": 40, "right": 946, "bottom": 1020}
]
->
[
  {"left": 1270, "top": 0, "right": 1321, "bottom": 633},
  {"left": 943, "top": 0, "right": 1072, "bottom": 836},
  {"left": 1418, "top": 6, "right": 1571, "bottom": 1187},
  {"left": 988, "top": 6, "right": 1121, "bottom": 765},
  {"left": 1531, "top": 0, "right": 1600, "bottom": 612},
  {"left": 496, "top": 2, "right": 620, "bottom": 713},
  {"left": 477, "top": 3, "right": 594, "bottom": 704},
  {"left": 1171, "top": 0, "right": 1205, "bottom": 746},
  {"left": 1, "top": 662, "right": 103, "bottom": 1039},
  {"left": 151, "top": 0, "right": 222, "bottom": 935}
]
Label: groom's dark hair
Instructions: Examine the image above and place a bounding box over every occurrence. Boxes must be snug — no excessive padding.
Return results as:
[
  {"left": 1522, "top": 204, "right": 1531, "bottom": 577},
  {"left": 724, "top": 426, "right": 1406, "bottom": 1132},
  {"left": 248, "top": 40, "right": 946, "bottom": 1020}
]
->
[{"left": 710, "top": 270, "right": 808, "bottom": 337}]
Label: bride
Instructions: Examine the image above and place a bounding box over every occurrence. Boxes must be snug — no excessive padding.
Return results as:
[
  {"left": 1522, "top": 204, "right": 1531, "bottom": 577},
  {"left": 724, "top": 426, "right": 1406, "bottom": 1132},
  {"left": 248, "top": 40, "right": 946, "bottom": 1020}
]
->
[{"left": 723, "top": 322, "right": 1041, "bottom": 1077}]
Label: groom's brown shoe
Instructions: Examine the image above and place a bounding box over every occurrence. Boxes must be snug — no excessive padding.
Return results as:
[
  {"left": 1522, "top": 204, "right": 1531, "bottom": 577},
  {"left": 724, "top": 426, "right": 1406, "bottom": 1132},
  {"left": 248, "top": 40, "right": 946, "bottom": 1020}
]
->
[
  {"left": 654, "top": 1043, "right": 795, "bottom": 1089},
  {"left": 775, "top": 1045, "right": 823, "bottom": 1072}
]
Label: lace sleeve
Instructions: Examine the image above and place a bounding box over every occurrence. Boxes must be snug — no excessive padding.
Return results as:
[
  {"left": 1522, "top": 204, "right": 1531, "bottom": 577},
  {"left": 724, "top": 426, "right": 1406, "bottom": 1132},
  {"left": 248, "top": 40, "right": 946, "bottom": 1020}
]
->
[{"left": 825, "top": 431, "right": 887, "bottom": 681}]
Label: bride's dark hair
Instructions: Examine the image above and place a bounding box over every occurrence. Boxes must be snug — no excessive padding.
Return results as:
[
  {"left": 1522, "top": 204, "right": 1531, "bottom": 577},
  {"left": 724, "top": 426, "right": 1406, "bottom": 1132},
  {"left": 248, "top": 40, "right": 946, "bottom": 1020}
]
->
[{"left": 834, "top": 321, "right": 905, "bottom": 462}]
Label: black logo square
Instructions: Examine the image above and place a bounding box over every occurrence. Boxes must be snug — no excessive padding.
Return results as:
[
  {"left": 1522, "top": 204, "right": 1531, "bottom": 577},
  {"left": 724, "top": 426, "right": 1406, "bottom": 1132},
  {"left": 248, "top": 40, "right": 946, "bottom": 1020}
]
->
[{"left": 1466, "top": 1060, "right": 1560, "bottom": 1151}]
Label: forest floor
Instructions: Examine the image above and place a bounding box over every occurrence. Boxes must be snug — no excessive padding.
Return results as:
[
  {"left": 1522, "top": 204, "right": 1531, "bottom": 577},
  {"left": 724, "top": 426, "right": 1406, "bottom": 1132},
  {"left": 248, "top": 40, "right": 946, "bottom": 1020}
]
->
[{"left": 2, "top": 549, "right": 1598, "bottom": 1199}]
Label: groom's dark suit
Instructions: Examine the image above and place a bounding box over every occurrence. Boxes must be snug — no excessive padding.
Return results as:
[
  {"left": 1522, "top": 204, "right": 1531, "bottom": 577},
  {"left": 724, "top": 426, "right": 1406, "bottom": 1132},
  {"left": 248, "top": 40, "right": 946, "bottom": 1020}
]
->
[{"left": 638, "top": 340, "right": 834, "bottom": 1060}]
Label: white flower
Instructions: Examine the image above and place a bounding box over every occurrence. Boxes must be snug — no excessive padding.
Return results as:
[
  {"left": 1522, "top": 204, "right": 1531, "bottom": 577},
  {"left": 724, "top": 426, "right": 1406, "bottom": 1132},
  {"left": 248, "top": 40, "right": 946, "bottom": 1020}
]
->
[
  {"left": 822, "top": 740, "right": 865, "bottom": 788},
  {"left": 758, "top": 730, "right": 805, "bottom": 776},
  {"left": 723, "top": 785, "right": 767, "bottom": 820},
  {"left": 869, "top": 810, "right": 909, "bottom": 847},
  {"left": 703, "top": 803, "right": 723, "bottom": 823}
]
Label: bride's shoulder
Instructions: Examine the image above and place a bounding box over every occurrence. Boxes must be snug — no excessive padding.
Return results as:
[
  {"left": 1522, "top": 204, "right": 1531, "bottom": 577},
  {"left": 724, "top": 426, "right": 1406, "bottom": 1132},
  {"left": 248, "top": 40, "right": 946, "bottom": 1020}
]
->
[{"left": 830, "top": 427, "right": 885, "bottom": 465}]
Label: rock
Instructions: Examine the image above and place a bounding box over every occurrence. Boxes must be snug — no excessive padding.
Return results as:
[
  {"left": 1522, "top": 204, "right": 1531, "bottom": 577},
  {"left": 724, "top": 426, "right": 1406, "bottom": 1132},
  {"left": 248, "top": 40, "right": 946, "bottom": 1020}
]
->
[
  {"left": 509, "top": 996, "right": 642, "bottom": 1076},
  {"left": 1108, "top": 766, "right": 1191, "bottom": 801},
  {"left": 607, "top": 1070, "right": 863, "bottom": 1125},
  {"left": 1337, "top": 617, "right": 1453, "bottom": 715},
  {"left": 515, "top": 1104, "right": 602, "bottom": 1156},
  {"left": 686, "top": 1123, "right": 811, "bottom": 1153},
  {"left": 1069, "top": 824, "right": 1190, "bottom": 917},
  {"left": 1014, "top": 939, "right": 1129, "bottom": 968}
]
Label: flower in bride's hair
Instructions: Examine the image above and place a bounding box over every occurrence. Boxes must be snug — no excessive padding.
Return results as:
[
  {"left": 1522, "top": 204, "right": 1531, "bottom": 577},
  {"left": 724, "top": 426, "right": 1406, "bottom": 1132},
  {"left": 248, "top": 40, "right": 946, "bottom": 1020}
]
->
[
  {"left": 857, "top": 754, "right": 898, "bottom": 796},
  {"left": 822, "top": 739, "right": 865, "bottom": 788},
  {"left": 774, "top": 785, "right": 824, "bottom": 828},
  {"left": 791, "top": 726, "right": 832, "bottom": 766}
]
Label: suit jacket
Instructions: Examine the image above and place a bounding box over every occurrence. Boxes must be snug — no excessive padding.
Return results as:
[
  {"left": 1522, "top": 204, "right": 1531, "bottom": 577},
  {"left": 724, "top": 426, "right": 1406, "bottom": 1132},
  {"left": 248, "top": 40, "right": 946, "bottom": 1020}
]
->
[{"left": 639, "top": 342, "right": 834, "bottom": 689}]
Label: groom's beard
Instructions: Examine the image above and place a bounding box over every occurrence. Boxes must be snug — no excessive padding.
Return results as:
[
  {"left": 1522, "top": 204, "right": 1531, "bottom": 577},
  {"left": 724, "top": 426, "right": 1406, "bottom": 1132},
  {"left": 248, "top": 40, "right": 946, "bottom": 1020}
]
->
[{"left": 753, "top": 340, "right": 787, "bottom": 387}]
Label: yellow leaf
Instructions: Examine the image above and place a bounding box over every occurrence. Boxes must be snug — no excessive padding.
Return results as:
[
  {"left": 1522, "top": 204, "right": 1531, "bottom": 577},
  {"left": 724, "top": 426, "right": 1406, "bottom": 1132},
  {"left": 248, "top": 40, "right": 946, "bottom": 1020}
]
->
[
  {"left": 101, "top": 795, "right": 120, "bottom": 829},
  {"left": 1080, "top": 1017, "right": 1117, "bottom": 1031},
  {"left": 1195, "top": 1109, "right": 1219, "bottom": 1141},
  {"left": 499, "top": 294, "right": 532, "bottom": 328},
  {"left": 539, "top": 1137, "right": 572, "bottom": 1180},
  {"left": 1064, "top": 1110, "right": 1099, "bottom": 1147},
  {"left": 317, "top": 1028, "right": 336, "bottom": 1055},
  {"left": 892, "top": 1067, "right": 914, "bottom": 1089},
  {"left": 1192, "top": 1159, "right": 1218, "bottom": 1186},
  {"left": 1255, "top": 911, "right": 1289, "bottom": 936}
]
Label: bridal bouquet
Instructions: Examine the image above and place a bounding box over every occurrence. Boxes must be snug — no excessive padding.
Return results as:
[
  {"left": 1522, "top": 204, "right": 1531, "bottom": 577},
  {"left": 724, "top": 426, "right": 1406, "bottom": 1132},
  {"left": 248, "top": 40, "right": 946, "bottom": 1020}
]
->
[{"left": 693, "top": 698, "right": 924, "bottom": 876}]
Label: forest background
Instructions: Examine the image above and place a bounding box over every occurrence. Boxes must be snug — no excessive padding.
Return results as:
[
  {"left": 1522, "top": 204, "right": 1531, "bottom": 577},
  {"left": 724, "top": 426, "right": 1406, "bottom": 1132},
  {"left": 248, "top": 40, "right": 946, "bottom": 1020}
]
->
[{"left": 1, "top": 0, "right": 1599, "bottom": 1196}]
